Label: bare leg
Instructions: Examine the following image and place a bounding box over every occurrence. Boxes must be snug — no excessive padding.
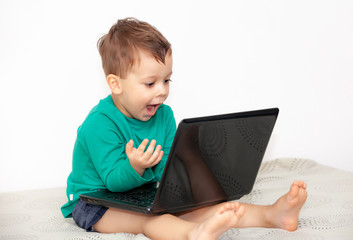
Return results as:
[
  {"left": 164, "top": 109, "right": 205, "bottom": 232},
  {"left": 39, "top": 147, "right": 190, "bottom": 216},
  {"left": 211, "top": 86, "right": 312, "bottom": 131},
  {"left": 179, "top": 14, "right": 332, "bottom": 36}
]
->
[
  {"left": 93, "top": 202, "right": 245, "bottom": 240},
  {"left": 178, "top": 181, "right": 307, "bottom": 231}
]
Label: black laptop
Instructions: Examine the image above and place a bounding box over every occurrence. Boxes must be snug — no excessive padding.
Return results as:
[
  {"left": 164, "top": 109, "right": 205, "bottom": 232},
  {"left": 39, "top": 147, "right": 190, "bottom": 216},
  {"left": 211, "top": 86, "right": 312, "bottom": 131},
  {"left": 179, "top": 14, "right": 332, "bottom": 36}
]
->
[{"left": 80, "top": 108, "right": 279, "bottom": 215}]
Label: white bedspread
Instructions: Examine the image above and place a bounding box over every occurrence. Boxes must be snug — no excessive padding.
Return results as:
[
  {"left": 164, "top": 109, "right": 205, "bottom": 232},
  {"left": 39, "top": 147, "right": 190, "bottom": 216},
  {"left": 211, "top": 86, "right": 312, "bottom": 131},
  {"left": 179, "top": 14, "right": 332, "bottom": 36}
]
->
[{"left": 1, "top": 158, "right": 353, "bottom": 239}]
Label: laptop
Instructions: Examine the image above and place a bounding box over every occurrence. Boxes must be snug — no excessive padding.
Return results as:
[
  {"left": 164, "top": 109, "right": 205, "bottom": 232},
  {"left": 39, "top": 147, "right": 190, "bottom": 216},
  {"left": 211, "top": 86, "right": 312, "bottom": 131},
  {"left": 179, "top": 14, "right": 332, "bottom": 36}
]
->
[{"left": 80, "top": 108, "right": 279, "bottom": 215}]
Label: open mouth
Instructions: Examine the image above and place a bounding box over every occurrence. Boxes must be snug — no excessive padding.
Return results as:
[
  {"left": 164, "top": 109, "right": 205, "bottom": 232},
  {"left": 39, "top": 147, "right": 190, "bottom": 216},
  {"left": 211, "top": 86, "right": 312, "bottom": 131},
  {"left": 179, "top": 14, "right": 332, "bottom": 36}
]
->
[{"left": 146, "top": 104, "right": 160, "bottom": 116}]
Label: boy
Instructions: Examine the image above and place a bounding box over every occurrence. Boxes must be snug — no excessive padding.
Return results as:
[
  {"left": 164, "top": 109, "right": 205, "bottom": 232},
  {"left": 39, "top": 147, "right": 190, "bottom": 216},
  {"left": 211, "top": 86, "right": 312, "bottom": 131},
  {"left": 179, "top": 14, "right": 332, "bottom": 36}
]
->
[{"left": 61, "top": 17, "right": 307, "bottom": 240}]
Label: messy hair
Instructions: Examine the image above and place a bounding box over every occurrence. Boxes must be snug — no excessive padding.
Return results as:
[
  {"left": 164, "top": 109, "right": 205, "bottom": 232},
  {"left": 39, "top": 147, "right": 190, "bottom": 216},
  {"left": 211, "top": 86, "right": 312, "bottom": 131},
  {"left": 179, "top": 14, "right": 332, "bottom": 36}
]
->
[{"left": 97, "top": 17, "right": 171, "bottom": 78}]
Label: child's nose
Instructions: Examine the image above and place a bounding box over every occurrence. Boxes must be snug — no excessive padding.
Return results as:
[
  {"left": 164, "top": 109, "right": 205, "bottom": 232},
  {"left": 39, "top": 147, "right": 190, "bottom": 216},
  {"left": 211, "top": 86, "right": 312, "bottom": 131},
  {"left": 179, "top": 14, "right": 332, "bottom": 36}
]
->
[{"left": 157, "top": 84, "right": 169, "bottom": 98}]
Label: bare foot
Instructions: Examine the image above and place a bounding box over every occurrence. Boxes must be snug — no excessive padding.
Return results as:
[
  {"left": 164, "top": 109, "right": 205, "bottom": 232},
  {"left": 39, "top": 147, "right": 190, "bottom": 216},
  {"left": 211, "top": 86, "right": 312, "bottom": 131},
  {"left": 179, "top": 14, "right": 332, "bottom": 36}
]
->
[
  {"left": 190, "top": 202, "right": 245, "bottom": 240},
  {"left": 270, "top": 181, "right": 308, "bottom": 231}
]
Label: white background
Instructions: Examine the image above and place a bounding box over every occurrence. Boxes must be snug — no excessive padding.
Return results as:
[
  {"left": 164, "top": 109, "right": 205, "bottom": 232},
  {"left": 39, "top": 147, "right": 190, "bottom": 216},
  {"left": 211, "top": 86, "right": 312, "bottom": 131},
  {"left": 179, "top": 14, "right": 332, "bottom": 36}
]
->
[{"left": 1, "top": 0, "right": 352, "bottom": 193}]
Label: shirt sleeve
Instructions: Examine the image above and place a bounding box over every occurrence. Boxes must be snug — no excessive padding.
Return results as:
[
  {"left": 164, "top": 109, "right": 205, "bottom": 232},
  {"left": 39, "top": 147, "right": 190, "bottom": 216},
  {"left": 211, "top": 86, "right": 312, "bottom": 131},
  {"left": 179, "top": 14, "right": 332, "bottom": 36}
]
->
[
  {"left": 153, "top": 106, "right": 177, "bottom": 181},
  {"left": 81, "top": 113, "right": 155, "bottom": 192}
]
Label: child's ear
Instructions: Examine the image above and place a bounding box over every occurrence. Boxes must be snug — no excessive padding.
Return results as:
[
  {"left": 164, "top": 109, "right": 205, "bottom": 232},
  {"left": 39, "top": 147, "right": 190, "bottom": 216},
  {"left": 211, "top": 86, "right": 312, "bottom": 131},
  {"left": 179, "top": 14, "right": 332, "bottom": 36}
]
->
[{"left": 107, "top": 74, "right": 122, "bottom": 94}]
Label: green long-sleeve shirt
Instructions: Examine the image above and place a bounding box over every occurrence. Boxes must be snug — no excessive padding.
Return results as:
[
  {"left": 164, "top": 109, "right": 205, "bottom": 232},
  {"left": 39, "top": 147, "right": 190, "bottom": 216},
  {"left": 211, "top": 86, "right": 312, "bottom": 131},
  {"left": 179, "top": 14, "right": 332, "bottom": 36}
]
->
[{"left": 61, "top": 95, "right": 176, "bottom": 217}]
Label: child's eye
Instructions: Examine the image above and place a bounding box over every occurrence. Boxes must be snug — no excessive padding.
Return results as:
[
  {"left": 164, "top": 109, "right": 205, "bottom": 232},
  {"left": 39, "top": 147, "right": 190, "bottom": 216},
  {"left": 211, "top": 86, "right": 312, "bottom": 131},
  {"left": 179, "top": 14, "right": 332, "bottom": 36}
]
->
[
  {"left": 145, "top": 82, "right": 154, "bottom": 87},
  {"left": 164, "top": 79, "right": 172, "bottom": 84}
]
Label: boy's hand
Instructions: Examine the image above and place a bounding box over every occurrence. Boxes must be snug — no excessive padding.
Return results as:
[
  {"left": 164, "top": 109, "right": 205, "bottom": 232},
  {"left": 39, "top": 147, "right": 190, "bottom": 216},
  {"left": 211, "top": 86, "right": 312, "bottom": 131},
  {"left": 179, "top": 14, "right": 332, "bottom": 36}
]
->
[{"left": 125, "top": 139, "right": 164, "bottom": 176}]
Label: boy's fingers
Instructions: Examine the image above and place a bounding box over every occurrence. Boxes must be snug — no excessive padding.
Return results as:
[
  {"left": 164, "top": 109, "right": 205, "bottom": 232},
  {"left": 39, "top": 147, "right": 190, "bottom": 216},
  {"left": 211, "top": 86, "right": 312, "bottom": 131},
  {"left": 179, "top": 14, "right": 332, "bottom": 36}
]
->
[
  {"left": 152, "top": 150, "right": 164, "bottom": 166},
  {"left": 157, "top": 150, "right": 164, "bottom": 162},
  {"left": 137, "top": 139, "right": 149, "bottom": 153},
  {"left": 125, "top": 140, "right": 134, "bottom": 154},
  {"left": 149, "top": 145, "right": 162, "bottom": 165},
  {"left": 145, "top": 140, "right": 157, "bottom": 156}
]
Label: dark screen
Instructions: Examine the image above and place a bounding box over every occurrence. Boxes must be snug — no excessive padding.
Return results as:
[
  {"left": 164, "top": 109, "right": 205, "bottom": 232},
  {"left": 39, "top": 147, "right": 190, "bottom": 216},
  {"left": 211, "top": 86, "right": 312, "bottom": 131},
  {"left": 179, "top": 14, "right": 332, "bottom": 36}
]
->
[{"left": 153, "top": 110, "right": 277, "bottom": 213}]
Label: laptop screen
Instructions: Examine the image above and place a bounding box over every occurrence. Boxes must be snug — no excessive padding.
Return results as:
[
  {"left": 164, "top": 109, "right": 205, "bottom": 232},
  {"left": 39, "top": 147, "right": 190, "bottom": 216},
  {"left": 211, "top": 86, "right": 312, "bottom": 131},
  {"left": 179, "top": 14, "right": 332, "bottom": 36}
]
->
[{"left": 153, "top": 109, "right": 278, "bottom": 213}]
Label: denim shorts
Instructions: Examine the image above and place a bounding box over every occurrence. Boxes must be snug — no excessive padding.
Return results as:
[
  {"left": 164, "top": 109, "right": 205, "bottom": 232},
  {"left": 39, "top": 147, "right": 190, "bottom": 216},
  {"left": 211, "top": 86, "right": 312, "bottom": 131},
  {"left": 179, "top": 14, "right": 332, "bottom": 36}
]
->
[{"left": 72, "top": 200, "right": 108, "bottom": 232}]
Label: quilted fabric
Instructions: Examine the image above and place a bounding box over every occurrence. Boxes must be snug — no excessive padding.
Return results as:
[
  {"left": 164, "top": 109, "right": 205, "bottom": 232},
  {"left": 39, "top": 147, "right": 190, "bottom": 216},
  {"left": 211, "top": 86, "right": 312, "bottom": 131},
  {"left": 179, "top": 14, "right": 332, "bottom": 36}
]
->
[{"left": 1, "top": 158, "right": 353, "bottom": 239}]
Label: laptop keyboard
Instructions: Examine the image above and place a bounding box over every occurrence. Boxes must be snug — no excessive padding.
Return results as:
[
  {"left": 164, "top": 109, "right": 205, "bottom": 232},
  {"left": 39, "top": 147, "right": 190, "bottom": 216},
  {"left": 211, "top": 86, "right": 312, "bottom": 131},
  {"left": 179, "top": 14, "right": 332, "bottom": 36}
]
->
[{"left": 106, "top": 189, "right": 156, "bottom": 206}]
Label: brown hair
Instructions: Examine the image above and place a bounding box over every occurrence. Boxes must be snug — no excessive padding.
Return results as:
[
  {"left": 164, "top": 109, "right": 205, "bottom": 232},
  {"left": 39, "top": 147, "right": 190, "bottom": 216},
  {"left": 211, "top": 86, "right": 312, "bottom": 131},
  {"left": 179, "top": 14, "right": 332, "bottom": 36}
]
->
[{"left": 97, "top": 17, "right": 171, "bottom": 78}]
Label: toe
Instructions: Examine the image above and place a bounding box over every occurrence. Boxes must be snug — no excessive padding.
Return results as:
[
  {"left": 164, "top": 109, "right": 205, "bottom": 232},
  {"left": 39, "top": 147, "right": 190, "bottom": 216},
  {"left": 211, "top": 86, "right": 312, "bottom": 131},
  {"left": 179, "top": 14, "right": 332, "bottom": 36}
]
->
[
  {"left": 235, "top": 205, "right": 245, "bottom": 218},
  {"left": 289, "top": 183, "right": 299, "bottom": 199}
]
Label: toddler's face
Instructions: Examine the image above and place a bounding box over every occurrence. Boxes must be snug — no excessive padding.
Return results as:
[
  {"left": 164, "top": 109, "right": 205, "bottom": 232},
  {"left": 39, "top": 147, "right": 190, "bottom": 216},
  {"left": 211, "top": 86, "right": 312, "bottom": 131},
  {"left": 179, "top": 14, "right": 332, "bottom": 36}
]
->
[{"left": 116, "top": 50, "right": 173, "bottom": 121}]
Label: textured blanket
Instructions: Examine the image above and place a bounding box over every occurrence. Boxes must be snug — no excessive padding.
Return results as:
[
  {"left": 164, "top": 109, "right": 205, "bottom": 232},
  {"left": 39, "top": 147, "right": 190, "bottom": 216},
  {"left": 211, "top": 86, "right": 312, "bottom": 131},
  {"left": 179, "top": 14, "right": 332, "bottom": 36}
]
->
[{"left": 1, "top": 158, "right": 353, "bottom": 239}]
